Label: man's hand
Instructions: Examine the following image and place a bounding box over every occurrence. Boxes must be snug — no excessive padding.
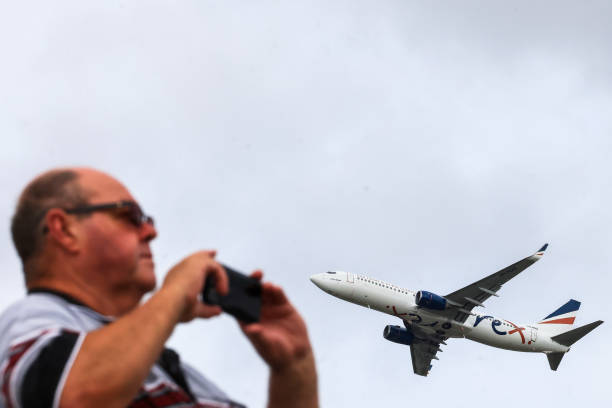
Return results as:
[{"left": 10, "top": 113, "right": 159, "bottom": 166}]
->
[
  {"left": 61, "top": 250, "right": 230, "bottom": 408},
  {"left": 162, "top": 250, "right": 229, "bottom": 322},
  {"left": 239, "top": 271, "right": 318, "bottom": 408},
  {"left": 239, "top": 271, "right": 311, "bottom": 370}
]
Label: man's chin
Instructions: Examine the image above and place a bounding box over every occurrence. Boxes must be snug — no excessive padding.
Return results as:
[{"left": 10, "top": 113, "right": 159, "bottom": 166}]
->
[
  {"left": 141, "top": 279, "right": 157, "bottom": 293},
  {"left": 137, "top": 263, "right": 157, "bottom": 293}
]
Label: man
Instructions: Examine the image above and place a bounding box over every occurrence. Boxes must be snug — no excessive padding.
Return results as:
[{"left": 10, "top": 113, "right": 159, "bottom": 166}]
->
[{"left": 0, "top": 168, "right": 318, "bottom": 408}]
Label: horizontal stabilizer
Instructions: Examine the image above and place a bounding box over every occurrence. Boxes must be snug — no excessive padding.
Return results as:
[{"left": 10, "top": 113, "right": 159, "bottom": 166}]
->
[
  {"left": 546, "top": 352, "right": 564, "bottom": 371},
  {"left": 551, "top": 320, "right": 604, "bottom": 347}
]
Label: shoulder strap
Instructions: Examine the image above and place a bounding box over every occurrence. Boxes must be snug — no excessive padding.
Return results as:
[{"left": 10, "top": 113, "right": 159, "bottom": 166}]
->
[{"left": 157, "top": 347, "right": 195, "bottom": 400}]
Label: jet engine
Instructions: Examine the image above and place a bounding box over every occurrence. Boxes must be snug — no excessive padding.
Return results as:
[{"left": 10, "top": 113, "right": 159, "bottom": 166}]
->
[
  {"left": 415, "top": 290, "right": 448, "bottom": 310},
  {"left": 383, "top": 325, "right": 414, "bottom": 345}
]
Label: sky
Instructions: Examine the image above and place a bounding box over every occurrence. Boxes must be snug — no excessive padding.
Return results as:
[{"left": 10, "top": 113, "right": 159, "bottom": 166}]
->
[{"left": 1, "top": 0, "right": 611, "bottom": 406}]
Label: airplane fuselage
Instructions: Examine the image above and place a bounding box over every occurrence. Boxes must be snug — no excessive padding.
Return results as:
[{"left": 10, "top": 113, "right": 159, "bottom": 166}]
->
[{"left": 311, "top": 271, "right": 568, "bottom": 354}]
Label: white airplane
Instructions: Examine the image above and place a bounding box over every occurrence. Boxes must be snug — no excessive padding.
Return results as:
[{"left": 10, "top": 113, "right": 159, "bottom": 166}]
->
[{"left": 310, "top": 244, "right": 603, "bottom": 376}]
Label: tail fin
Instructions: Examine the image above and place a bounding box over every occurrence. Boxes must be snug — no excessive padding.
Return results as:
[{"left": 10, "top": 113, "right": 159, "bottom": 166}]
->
[{"left": 535, "top": 299, "right": 581, "bottom": 336}]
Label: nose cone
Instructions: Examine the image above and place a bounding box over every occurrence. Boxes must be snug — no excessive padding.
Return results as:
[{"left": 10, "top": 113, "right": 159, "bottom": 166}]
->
[
  {"left": 310, "top": 273, "right": 325, "bottom": 289},
  {"left": 311, "top": 271, "right": 353, "bottom": 301},
  {"left": 310, "top": 272, "right": 342, "bottom": 296}
]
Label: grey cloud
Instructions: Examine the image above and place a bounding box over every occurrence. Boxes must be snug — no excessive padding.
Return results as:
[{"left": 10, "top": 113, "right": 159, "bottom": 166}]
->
[{"left": 1, "top": 1, "right": 610, "bottom": 406}]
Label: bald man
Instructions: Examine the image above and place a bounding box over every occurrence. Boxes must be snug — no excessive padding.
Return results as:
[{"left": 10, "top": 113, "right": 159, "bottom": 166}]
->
[{"left": 0, "top": 168, "right": 318, "bottom": 408}]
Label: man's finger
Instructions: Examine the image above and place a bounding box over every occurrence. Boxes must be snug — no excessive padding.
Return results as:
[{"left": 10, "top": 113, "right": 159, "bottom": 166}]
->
[
  {"left": 199, "top": 249, "right": 217, "bottom": 258},
  {"left": 213, "top": 263, "right": 229, "bottom": 296},
  {"left": 261, "top": 283, "right": 288, "bottom": 306},
  {"left": 241, "top": 323, "right": 264, "bottom": 340},
  {"left": 250, "top": 270, "right": 263, "bottom": 281},
  {"left": 195, "top": 303, "right": 222, "bottom": 318}
]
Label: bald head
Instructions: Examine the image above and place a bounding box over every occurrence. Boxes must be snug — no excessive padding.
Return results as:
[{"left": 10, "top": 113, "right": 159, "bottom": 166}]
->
[
  {"left": 74, "top": 167, "right": 133, "bottom": 203},
  {"left": 11, "top": 167, "right": 135, "bottom": 267}
]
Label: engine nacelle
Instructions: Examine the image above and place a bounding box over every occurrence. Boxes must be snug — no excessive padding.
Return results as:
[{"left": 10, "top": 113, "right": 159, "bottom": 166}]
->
[
  {"left": 383, "top": 325, "right": 414, "bottom": 345},
  {"left": 415, "top": 290, "right": 447, "bottom": 310}
]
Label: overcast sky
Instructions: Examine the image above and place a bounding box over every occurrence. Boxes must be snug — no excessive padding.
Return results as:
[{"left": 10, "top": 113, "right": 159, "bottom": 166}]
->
[{"left": 1, "top": 1, "right": 611, "bottom": 406}]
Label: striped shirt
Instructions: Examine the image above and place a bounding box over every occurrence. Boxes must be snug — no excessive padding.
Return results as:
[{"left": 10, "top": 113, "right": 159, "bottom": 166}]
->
[{"left": 0, "top": 290, "right": 245, "bottom": 408}]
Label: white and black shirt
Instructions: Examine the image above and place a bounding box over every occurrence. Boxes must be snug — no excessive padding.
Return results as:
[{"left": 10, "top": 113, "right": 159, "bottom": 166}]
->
[{"left": 0, "top": 290, "right": 245, "bottom": 408}]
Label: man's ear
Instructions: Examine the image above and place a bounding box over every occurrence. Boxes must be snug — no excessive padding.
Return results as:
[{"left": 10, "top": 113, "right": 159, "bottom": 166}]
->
[{"left": 44, "top": 209, "right": 82, "bottom": 254}]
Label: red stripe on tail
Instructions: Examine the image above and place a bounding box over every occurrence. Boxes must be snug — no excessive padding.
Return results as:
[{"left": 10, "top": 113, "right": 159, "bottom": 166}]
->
[{"left": 539, "top": 317, "right": 576, "bottom": 325}]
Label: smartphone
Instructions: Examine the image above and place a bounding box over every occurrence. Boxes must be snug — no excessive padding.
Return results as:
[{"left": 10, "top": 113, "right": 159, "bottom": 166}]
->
[{"left": 202, "top": 264, "right": 262, "bottom": 324}]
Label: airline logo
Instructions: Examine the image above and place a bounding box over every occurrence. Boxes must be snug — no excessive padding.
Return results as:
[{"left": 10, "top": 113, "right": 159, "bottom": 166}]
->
[
  {"left": 538, "top": 299, "right": 580, "bottom": 325},
  {"left": 473, "top": 316, "right": 528, "bottom": 343},
  {"left": 506, "top": 320, "right": 527, "bottom": 343}
]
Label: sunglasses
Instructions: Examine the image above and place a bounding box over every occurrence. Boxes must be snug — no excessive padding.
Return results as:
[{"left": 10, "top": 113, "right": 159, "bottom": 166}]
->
[{"left": 64, "top": 200, "right": 154, "bottom": 228}]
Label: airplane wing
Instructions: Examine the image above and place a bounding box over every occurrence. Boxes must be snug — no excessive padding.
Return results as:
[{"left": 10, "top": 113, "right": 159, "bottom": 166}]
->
[
  {"left": 444, "top": 244, "right": 548, "bottom": 323},
  {"left": 403, "top": 322, "right": 445, "bottom": 376}
]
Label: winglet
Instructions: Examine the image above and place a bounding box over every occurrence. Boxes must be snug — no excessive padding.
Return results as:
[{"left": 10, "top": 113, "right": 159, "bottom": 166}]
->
[{"left": 534, "top": 243, "right": 549, "bottom": 257}]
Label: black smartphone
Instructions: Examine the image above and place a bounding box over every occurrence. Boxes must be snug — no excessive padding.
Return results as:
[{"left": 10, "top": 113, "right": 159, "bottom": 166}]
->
[{"left": 202, "top": 264, "right": 262, "bottom": 324}]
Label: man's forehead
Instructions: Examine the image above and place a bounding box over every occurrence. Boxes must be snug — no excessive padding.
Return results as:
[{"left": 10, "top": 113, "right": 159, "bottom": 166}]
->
[{"left": 76, "top": 168, "right": 135, "bottom": 202}]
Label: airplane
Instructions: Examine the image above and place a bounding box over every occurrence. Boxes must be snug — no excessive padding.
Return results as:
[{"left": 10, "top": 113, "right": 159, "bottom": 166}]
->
[{"left": 310, "top": 244, "right": 603, "bottom": 376}]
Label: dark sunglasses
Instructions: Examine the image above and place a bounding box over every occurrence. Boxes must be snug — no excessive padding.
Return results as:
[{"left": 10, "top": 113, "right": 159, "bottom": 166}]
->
[
  {"left": 63, "top": 200, "right": 154, "bottom": 227},
  {"left": 41, "top": 201, "right": 154, "bottom": 234}
]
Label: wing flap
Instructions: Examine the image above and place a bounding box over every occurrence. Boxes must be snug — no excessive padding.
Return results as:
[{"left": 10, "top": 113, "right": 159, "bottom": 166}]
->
[
  {"left": 404, "top": 322, "right": 446, "bottom": 376},
  {"left": 410, "top": 340, "right": 444, "bottom": 376}
]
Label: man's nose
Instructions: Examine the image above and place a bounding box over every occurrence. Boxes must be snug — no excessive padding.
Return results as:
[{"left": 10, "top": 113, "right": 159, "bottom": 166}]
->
[{"left": 139, "top": 220, "right": 157, "bottom": 242}]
